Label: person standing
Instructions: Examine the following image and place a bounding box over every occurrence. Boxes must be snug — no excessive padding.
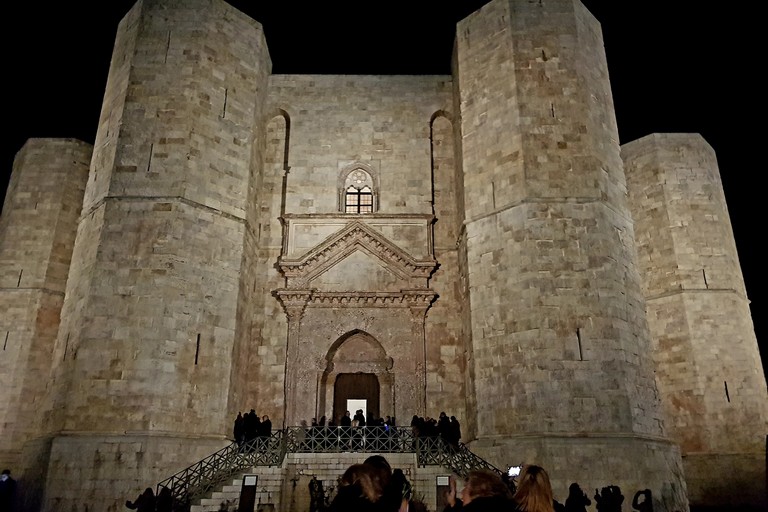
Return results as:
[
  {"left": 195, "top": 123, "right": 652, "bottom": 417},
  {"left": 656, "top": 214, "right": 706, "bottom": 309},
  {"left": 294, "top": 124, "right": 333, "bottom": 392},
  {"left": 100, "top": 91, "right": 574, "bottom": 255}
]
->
[
  {"left": 564, "top": 483, "right": 591, "bottom": 512},
  {"left": 156, "top": 487, "right": 174, "bottom": 512},
  {"left": 260, "top": 415, "right": 272, "bottom": 437},
  {"left": 125, "top": 487, "right": 156, "bottom": 512},
  {"left": 631, "top": 489, "right": 652, "bottom": 512},
  {"left": 0, "top": 469, "right": 17, "bottom": 512},
  {"left": 353, "top": 409, "right": 366, "bottom": 426},
  {"left": 449, "top": 416, "right": 461, "bottom": 449},
  {"left": 234, "top": 411, "right": 245, "bottom": 446},
  {"left": 309, "top": 476, "right": 325, "bottom": 512},
  {"left": 513, "top": 465, "right": 556, "bottom": 512}
]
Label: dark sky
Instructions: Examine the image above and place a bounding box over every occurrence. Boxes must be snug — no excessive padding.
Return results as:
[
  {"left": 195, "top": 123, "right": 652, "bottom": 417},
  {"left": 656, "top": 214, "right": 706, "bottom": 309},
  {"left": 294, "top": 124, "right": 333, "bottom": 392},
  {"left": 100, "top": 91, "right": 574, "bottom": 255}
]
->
[{"left": 2, "top": 2, "right": 764, "bottom": 377}]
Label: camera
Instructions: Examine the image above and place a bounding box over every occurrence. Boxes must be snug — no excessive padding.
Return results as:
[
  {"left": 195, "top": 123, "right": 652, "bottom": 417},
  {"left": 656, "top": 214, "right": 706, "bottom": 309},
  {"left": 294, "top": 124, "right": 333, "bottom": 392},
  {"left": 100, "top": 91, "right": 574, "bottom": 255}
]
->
[{"left": 507, "top": 465, "right": 521, "bottom": 477}]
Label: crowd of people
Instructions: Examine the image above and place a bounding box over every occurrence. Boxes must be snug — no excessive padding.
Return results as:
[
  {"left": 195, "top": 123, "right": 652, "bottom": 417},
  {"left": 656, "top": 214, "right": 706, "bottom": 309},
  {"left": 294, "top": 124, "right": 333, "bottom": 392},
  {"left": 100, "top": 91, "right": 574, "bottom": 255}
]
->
[
  {"left": 109, "top": 411, "right": 656, "bottom": 512},
  {"left": 326, "top": 454, "right": 428, "bottom": 512},
  {"left": 409, "top": 412, "right": 462, "bottom": 449},
  {"left": 233, "top": 409, "right": 273, "bottom": 446},
  {"left": 310, "top": 411, "right": 398, "bottom": 429},
  {"left": 319, "top": 458, "right": 655, "bottom": 512}
]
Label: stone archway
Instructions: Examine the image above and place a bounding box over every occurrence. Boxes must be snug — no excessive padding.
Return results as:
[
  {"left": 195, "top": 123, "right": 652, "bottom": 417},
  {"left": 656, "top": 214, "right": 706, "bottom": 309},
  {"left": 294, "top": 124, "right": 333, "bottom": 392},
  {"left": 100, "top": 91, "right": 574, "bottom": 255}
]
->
[
  {"left": 318, "top": 330, "right": 394, "bottom": 425},
  {"left": 333, "top": 373, "right": 380, "bottom": 425},
  {"left": 275, "top": 220, "right": 438, "bottom": 426}
]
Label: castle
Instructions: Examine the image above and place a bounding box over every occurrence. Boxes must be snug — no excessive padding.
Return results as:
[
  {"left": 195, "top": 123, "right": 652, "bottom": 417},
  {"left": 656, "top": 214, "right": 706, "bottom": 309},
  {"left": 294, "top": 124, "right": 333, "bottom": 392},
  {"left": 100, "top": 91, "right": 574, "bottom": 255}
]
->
[{"left": 1, "top": 0, "right": 766, "bottom": 511}]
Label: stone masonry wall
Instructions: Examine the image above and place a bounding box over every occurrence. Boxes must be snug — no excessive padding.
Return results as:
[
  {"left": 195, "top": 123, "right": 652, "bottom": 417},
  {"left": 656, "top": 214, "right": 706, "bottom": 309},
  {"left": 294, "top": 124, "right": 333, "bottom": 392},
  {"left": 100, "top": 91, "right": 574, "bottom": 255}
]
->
[
  {"left": 228, "top": 109, "right": 281, "bottom": 424},
  {"left": 246, "top": 75, "right": 463, "bottom": 427},
  {"left": 471, "top": 436, "right": 688, "bottom": 511},
  {"left": 622, "top": 133, "right": 768, "bottom": 510},
  {"left": 31, "top": 1, "right": 272, "bottom": 510},
  {"left": 426, "top": 114, "right": 467, "bottom": 423},
  {"left": 0, "top": 139, "right": 91, "bottom": 470},
  {"left": 6, "top": 1, "right": 765, "bottom": 510},
  {"left": 454, "top": 0, "right": 663, "bottom": 438},
  {"left": 268, "top": 74, "right": 451, "bottom": 216},
  {"left": 453, "top": 1, "right": 684, "bottom": 507}
]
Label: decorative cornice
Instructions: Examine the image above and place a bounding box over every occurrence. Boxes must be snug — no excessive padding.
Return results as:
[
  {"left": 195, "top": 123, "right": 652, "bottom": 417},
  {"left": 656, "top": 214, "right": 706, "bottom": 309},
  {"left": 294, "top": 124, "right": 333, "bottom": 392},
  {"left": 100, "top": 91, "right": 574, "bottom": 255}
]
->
[
  {"left": 274, "top": 289, "right": 313, "bottom": 319},
  {"left": 305, "top": 290, "right": 437, "bottom": 308}
]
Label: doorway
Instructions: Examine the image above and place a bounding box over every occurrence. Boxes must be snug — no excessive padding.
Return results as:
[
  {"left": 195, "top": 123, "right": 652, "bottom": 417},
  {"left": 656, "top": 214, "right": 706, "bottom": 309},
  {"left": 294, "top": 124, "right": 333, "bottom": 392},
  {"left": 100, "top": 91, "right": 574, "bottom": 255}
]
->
[
  {"left": 347, "top": 399, "right": 367, "bottom": 422},
  {"left": 333, "top": 373, "right": 379, "bottom": 425}
]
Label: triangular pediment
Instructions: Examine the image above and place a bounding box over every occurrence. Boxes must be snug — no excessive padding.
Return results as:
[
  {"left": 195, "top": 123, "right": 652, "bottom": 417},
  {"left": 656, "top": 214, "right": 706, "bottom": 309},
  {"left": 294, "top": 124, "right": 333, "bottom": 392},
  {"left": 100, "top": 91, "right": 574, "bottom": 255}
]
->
[
  {"left": 277, "top": 221, "right": 436, "bottom": 289},
  {"left": 310, "top": 248, "right": 410, "bottom": 292}
]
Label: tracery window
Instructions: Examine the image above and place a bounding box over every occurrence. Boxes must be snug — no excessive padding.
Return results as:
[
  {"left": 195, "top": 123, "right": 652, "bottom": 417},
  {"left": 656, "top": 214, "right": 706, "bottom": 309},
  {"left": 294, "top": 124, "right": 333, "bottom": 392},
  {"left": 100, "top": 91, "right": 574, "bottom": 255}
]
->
[{"left": 344, "top": 169, "right": 375, "bottom": 213}]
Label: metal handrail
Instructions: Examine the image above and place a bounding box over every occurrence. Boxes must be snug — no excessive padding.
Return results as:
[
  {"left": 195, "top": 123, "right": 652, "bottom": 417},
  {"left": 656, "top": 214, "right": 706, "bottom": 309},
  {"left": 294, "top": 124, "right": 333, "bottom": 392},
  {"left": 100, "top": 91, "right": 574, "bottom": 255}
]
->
[
  {"left": 154, "top": 426, "right": 503, "bottom": 510},
  {"left": 156, "top": 432, "right": 283, "bottom": 509}
]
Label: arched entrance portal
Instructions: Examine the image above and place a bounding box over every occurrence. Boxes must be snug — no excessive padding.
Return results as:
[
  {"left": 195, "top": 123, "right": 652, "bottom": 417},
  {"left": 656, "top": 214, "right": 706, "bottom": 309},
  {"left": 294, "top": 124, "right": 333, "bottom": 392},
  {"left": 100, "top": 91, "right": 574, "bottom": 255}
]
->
[
  {"left": 333, "top": 373, "right": 380, "bottom": 425},
  {"left": 318, "top": 330, "right": 395, "bottom": 424}
]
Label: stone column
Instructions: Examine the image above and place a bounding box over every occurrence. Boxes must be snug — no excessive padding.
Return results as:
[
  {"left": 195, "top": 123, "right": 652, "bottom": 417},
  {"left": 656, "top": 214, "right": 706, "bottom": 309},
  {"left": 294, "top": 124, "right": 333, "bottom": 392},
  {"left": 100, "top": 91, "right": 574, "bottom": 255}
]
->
[
  {"left": 276, "top": 290, "right": 312, "bottom": 427},
  {"left": 406, "top": 292, "right": 436, "bottom": 416}
]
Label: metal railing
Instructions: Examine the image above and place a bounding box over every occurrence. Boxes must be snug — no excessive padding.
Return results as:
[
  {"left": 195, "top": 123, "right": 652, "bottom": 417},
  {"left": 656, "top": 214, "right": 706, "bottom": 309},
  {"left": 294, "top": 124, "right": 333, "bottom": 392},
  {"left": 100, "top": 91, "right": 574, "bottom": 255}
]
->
[
  {"left": 283, "top": 425, "right": 415, "bottom": 453},
  {"left": 155, "top": 426, "right": 503, "bottom": 509},
  {"left": 156, "top": 432, "right": 283, "bottom": 510},
  {"left": 413, "top": 436, "right": 503, "bottom": 478}
]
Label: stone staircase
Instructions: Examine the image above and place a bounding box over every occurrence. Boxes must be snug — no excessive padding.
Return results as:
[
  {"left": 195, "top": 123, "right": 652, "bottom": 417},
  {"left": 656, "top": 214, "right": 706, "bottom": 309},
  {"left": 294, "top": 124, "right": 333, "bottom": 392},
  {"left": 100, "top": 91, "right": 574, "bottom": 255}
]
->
[
  {"left": 189, "top": 452, "right": 443, "bottom": 512},
  {"left": 163, "top": 428, "right": 503, "bottom": 512},
  {"left": 191, "top": 464, "right": 285, "bottom": 512}
]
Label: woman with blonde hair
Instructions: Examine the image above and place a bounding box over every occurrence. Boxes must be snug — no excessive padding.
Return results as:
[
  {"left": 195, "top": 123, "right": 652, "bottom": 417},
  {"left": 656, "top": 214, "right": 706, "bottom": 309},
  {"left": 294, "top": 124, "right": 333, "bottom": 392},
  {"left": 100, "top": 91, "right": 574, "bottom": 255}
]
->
[{"left": 513, "top": 464, "right": 555, "bottom": 512}]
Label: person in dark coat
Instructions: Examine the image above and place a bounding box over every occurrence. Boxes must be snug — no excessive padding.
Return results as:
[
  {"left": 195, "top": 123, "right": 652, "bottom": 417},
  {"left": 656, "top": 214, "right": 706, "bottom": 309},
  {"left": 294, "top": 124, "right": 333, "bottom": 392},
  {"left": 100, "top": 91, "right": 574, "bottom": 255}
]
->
[
  {"left": 156, "top": 486, "right": 174, "bottom": 512},
  {"left": 594, "top": 485, "right": 624, "bottom": 512},
  {"left": 309, "top": 476, "right": 325, "bottom": 512},
  {"left": 564, "top": 482, "right": 591, "bottom": 512},
  {"left": 631, "top": 489, "right": 653, "bottom": 512},
  {"left": 125, "top": 487, "right": 156, "bottom": 512},
  {"left": 260, "top": 415, "right": 272, "bottom": 437},
  {"left": 244, "top": 409, "right": 258, "bottom": 444},
  {"left": 437, "top": 412, "right": 451, "bottom": 443},
  {"left": 233, "top": 412, "right": 245, "bottom": 445},
  {"left": 443, "top": 469, "right": 514, "bottom": 511},
  {"left": 0, "top": 469, "right": 17, "bottom": 512},
  {"left": 449, "top": 416, "right": 462, "bottom": 449}
]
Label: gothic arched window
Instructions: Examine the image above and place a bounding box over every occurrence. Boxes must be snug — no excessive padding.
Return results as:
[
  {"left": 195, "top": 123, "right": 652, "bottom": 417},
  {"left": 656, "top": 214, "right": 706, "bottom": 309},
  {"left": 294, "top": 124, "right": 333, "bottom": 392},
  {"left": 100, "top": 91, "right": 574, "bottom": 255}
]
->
[{"left": 344, "top": 169, "right": 375, "bottom": 213}]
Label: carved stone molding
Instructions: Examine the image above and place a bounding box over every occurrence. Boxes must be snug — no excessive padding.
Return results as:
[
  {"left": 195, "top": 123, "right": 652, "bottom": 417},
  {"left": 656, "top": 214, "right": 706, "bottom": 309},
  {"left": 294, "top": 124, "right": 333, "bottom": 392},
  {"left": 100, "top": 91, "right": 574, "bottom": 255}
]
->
[
  {"left": 274, "top": 289, "right": 313, "bottom": 319},
  {"left": 278, "top": 221, "right": 437, "bottom": 288},
  {"left": 307, "top": 290, "right": 437, "bottom": 309}
]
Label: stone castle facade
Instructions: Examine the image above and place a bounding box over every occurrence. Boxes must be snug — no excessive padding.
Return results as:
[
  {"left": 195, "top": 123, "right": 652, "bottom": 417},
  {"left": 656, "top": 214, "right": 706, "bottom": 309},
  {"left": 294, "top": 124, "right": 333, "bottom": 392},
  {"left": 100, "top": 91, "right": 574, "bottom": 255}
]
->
[{"left": 1, "top": 0, "right": 766, "bottom": 511}]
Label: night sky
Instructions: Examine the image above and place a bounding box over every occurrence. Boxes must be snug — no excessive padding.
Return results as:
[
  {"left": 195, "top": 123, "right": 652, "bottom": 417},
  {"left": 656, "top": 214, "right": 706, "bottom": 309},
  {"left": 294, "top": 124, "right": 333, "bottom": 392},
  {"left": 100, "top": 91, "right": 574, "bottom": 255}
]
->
[{"left": 2, "top": 1, "right": 764, "bottom": 378}]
